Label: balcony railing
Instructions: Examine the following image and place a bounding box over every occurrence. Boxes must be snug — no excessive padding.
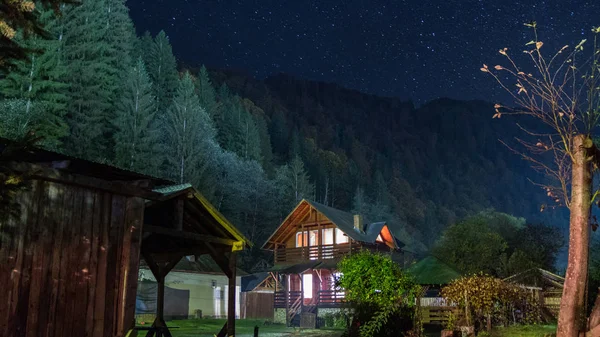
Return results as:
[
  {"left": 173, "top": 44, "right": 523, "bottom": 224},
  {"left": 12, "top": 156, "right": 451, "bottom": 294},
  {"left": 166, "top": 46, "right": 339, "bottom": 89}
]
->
[
  {"left": 274, "top": 291, "right": 302, "bottom": 308},
  {"left": 274, "top": 244, "right": 360, "bottom": 264},
  {"left": 274, "top": 290, "right": 346, "bottom": 308}
]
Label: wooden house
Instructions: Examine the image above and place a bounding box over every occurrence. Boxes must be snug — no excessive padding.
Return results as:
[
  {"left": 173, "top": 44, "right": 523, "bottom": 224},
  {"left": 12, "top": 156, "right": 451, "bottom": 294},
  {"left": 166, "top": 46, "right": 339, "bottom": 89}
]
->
[
  {"left": 262, "top": 199, "right": 406, "bottom": 327},
  {"left": 0, "top": 140, "right": 250, "bottom": 337}
]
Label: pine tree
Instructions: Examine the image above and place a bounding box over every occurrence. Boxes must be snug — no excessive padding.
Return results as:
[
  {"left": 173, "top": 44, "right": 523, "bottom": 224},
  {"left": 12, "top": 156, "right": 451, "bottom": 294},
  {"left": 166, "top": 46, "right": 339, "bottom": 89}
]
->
[
  {"left": 104, "top": 0, "right": 135, "bottom": 75},
  {"left": 275, "top": 155, "right": 314, "bottom": 212},
  {"left": 253, "top": 113, "right": 274, "bottom": 172},
  {"left": 165, "top": 72, "right": 216, "bottom": 185},
  {"left": 113, "top": 57, "right": 159, "bottom": 174},
  {"left": 0, "top": 6, "right": 69, "bottom": 148},
  {"left": 144, "top": 30, "right": 178, "bottom": 117},
  {"left": 195, "top": 65, "right": 218, "bottom": 119},
  {"left": 62, "top": 0, "right": 114, "bottom": 159},
  {"left": 0, "top": 0, "right": 77, "bottom": 71},
  {"left": 352, "top": 186, "right": 367, "bottom": 215}
]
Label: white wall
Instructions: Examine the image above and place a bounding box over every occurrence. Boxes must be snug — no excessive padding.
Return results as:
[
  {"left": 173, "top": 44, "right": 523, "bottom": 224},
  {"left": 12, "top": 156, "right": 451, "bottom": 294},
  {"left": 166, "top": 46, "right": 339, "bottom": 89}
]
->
[{"left": 139, "top": 268, "right": 242, "bottom": 318}]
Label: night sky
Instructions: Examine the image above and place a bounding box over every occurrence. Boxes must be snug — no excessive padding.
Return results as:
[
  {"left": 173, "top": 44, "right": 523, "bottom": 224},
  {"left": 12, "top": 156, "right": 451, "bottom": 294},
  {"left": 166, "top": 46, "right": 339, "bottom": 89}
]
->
[{"left": 127, "top": 0, "right": 599, "bottom": 105}]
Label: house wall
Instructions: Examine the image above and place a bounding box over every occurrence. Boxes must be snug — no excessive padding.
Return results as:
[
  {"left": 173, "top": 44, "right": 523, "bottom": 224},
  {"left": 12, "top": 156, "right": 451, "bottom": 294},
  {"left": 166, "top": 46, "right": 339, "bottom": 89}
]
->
[
  {"left": 138, "top": 268, "right": 242, "bottom": 319},
  {"left": 0, "top": 178, "right": 145, "bottom": 337}
]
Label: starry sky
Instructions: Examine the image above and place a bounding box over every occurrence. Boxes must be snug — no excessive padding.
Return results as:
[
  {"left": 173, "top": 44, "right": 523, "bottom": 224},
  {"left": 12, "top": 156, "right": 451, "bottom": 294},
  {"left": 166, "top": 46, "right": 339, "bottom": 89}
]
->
[{"left": 127, "top": 0, "right": 599, "bottom": 105}]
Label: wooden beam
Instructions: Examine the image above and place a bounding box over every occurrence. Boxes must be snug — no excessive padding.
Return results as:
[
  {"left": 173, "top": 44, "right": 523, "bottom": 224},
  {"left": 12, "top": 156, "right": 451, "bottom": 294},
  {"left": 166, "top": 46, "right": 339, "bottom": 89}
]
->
[
  {"left": 141, "top": 250, "right": 161, "bottom": 280},
  {"left": 227, "top": 252, "right": 237, "bottom": 337},
  {"left": 144, "top": 225, "right": 237, "bottom": 246},
  {"left": 285, "top": 275, "right": 290, "bottom": 327},
  {"left": 148, "top": 247, "right": 209, "bottom": 261},
  {"left": 205, "top": 242, "right": 233, "bottom": 278},
  {"left": 175, "top": 199, "right": 184, "bottom": 231}
]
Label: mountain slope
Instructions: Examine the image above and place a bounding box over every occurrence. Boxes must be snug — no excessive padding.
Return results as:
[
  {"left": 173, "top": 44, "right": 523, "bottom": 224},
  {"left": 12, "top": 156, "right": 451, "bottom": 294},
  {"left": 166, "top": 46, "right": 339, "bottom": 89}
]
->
[{"left": 211, "top": 70, "right": 566, "bottom": 251}]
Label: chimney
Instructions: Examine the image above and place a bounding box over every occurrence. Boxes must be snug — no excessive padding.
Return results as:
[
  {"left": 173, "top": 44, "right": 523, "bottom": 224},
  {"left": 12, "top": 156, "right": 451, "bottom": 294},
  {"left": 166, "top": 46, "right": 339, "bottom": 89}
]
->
[{"left": 353, "top": 214, "right": 364, "bottom": 232}]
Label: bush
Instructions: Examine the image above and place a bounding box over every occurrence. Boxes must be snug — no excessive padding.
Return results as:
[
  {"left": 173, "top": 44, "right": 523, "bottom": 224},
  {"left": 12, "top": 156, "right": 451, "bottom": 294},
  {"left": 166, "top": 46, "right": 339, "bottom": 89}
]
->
[
  {"left": 322, "top": 312, "right": 349, "bottom": 328},
  {"left": 337, "top": 250, "right": 420, "bottom": 337}
]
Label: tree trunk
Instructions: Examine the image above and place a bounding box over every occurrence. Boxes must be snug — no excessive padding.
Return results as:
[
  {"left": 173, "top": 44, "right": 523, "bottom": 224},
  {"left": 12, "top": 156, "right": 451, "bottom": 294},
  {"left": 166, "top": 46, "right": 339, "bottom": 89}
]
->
[{"left": 557, "top": 134, "right": 593, "bottom": 337}]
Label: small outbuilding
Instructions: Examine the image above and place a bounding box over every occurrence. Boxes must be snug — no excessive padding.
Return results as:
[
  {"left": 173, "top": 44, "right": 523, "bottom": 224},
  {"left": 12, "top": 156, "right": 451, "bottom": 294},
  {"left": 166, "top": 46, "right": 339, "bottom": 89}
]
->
[
  {"left": 503, "top": 268, "right": 564, "bottom": 319},
  {"left": 407, "top": 256, "right": 462, "bottom": 324},
  {"left": 0, "top": 139, "right": 251, "bottom": 337}
]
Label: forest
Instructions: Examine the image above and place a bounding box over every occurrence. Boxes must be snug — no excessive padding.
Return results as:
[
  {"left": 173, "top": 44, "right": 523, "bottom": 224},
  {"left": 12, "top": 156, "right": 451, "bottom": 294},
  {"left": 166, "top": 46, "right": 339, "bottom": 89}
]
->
[{"left": 0, "top": 0, "right": 568, "bottom": 271}]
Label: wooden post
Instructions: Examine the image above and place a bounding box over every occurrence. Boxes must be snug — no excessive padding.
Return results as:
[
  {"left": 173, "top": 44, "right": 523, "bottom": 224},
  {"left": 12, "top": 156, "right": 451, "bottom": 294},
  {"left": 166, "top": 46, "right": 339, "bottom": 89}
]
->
[
  {"left": 227, "top": 252, "right": 237, "bottom": 337},
  {"left": 301, "top": 223, "right": 305, "bottom": 260},
  {"left": 175, "top": 199, "right": 184, "bottom": 231},
  {"left": 317, "top": 223, "right": 322, "bottom": 260},
  {"left": 157, "top": 275, "right": 165, "bottom": 324},
  {"left": 253, "top": 325, "right": 259, "bottom": 337},
  {"left": 285, "top": 275, "right": 290, "bottom": 327},
  {"left": 141, "top": 251, "right": 181, "bottom": 337}
]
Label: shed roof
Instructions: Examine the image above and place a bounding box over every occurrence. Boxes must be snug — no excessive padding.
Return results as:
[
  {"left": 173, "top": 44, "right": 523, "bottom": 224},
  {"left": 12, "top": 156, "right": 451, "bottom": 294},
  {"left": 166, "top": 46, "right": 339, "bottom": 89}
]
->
[
  {"left": 142, "top": 184, "right": 251, "bottom": 260},
  {"left": 0, "top": 137, "right": 172, "bottom": 186},
  {"left": 503, "top": 268, "right": 564, "bottom": 289},
  {"left": 407, "top": 256, "right": 462, "bottom": 285}
]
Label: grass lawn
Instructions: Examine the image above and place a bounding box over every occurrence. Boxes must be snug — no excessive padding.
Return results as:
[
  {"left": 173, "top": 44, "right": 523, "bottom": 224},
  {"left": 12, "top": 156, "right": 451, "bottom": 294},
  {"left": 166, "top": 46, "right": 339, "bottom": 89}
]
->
[
  {"left": 137, "top": 319, "right": 344, "bottom": 337},
  {"left": 490, "top": 325, "right": 556, "bottom": 337}
]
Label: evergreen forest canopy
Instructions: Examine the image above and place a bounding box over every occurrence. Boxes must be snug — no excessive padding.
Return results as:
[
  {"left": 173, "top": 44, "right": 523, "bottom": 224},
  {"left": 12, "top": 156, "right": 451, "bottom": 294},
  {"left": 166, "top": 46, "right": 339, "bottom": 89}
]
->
[{"left": 0, "top": 0, "right": 568, "bottom": 271}]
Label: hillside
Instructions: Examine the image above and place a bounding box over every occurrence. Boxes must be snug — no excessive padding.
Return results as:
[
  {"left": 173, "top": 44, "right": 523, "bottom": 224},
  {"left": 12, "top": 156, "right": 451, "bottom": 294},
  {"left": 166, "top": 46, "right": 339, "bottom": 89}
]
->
[{"left": 210, "top": 70, "right": 566, "bottom": 250}]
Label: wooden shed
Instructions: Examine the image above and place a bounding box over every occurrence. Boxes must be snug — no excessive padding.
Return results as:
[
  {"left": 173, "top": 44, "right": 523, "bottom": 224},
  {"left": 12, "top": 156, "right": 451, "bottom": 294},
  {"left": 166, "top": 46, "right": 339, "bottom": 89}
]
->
[
  {"left": 0, "top": 139, "right": 251, "bottom": 337},
  {"left": 0, "top": 139, "right": 170, "bottom": 337},
  {"left": 503, "top": 268, "right": 564, "bottom": 319}
]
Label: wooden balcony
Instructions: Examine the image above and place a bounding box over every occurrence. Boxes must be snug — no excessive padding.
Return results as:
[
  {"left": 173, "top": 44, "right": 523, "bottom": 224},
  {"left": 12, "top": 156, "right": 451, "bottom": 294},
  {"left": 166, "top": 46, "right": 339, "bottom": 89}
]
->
[
  {"left": 274, "top": 290, "right": 346, "bottom": 308},
  {"left": 274, "top": 244, "right": 360, "bottom": 264}
]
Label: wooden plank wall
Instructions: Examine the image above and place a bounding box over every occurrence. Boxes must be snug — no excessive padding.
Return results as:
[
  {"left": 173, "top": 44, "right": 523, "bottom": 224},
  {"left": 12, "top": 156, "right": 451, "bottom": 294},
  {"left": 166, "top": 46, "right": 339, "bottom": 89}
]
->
[
  {"left": 242, "top": 292, "right": 274, "bottom": 320},
  {"left": 0, "top": 178, "right": 145, "bottom": 337}
]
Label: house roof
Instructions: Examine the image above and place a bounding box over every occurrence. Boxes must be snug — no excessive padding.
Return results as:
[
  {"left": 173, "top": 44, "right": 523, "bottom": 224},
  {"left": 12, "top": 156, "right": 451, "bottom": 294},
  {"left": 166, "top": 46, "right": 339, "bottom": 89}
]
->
[
  {"left": 241, "top": 272, "right": 271, "bottom": 292},
  {"left": 503, "top": 268, "right": 565, "bottom": 289},
  {"left": 407, "top": 256, "right": 462, "bottom": 285},
  {"left": 262, "top": 199, "right": 405, "bottom": 250}
]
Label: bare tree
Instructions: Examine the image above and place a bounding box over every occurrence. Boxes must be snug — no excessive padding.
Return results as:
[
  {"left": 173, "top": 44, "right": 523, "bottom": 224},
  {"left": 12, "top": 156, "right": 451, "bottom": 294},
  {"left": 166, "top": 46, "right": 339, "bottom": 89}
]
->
[{"left": 482, "top": 23, "right": 600, "bottom": 337}]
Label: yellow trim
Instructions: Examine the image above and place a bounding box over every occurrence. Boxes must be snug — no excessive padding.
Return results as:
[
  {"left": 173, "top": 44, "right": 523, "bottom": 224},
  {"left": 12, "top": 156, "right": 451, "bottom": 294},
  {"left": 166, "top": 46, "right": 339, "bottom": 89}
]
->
[
  {"left": 232, "top": 241, "right": 244, "bottom": 252},
  {"left": 193, "top": 191, "right": 252, "bottom": 248},
  {"left": 261, "top": 199, "right": 311, "bottom": 249}
]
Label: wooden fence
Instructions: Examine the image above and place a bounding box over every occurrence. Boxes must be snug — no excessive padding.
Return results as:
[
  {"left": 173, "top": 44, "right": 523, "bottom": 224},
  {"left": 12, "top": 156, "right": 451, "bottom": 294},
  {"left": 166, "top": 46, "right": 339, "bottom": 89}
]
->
[
  {"left": 420, "top": 306, "right": 460, "bottom": 324},
  {"left": 242, "top": 292, "right": 274, "bottom": 319}
]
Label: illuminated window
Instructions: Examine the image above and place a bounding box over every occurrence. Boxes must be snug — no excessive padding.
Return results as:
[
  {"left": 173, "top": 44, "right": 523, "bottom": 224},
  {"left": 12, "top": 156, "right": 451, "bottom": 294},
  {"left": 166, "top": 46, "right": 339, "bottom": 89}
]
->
[
  {"left": 296, "top": 231, "right": 307, "bottom": 247},
  {"left": 303, "top": 274, "right": 313, "bottom": 299},
  {"left": 322, "top": 228, "right": 334, "bottom": 245},
  {"left": 309, "top": 230, "right": 318, "bottom": 246},
  {"left": 335, "top": 228, "right": 349, "bottom": 244}
]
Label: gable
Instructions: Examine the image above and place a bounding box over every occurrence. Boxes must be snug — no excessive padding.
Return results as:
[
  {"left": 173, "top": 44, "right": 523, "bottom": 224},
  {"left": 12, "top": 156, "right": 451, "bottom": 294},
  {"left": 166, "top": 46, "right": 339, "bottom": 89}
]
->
[{"left": 262, "top": 199, "right": 401, "bottom": 250}]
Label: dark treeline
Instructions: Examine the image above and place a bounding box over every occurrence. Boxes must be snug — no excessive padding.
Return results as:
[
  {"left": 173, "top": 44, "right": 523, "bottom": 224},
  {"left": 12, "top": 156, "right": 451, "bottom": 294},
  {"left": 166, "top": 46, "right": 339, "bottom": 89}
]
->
[{"left": 0, "top": 0, "right": 566, "bottom": 271}]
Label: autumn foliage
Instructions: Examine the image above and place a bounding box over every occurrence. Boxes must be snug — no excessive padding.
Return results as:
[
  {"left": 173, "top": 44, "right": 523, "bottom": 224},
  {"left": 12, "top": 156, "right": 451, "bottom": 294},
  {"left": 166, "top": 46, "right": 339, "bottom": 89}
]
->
[{"left": 441, "top": 274, "right": 541, "bottom": 331}]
